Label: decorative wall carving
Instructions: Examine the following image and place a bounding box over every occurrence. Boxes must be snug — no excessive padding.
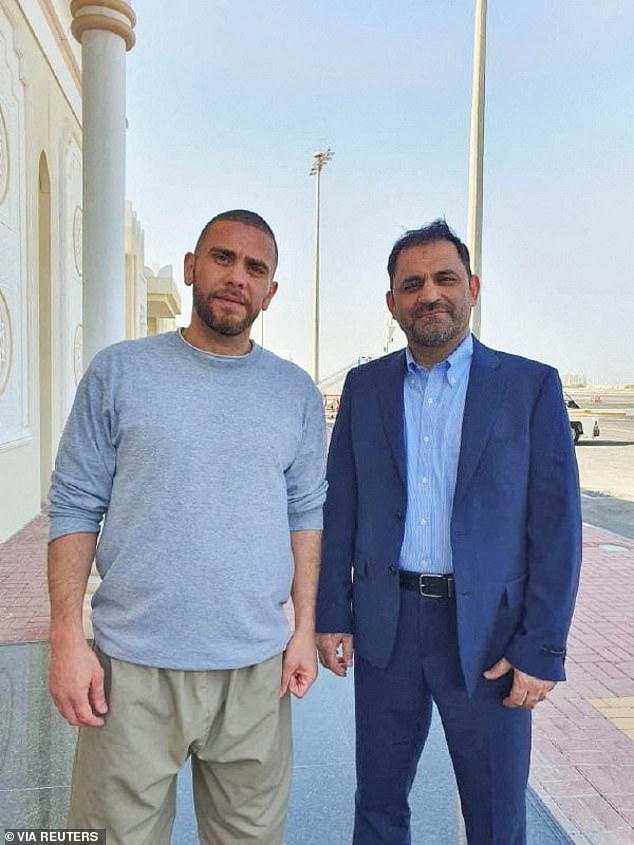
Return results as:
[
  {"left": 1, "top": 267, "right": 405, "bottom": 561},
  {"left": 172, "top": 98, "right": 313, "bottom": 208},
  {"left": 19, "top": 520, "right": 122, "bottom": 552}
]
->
[
  {"left": 0, "top": 289, "right": 12, "bottom": 395},
  {"left": 0, "top": 9, "right": 29, "bottom": 446},
  {"left": 73, "top": 323, "right": 82, "bottom": 385},
  {"left": 0, "top": 105, "right": 8, "bottom": 204},
  {"left": 73, "top": 205, "right": 82, "bottom": 276},
  {"left": 59, "top": 129, "right": 83, "bottom": 417}
]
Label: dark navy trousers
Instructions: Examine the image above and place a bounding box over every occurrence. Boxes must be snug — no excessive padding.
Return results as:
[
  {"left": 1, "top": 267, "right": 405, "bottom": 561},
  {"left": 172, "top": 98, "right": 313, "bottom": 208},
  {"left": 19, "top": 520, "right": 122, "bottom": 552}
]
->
[{"left": 353, "top": 589, "right": 531, "bottom": 845}]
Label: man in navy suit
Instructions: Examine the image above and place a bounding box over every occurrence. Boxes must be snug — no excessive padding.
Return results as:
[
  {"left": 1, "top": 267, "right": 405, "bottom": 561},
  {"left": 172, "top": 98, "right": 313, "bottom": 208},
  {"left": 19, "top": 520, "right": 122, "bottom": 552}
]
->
[{"left": 316, "top": 220, "right": 581, "bottom": 845}]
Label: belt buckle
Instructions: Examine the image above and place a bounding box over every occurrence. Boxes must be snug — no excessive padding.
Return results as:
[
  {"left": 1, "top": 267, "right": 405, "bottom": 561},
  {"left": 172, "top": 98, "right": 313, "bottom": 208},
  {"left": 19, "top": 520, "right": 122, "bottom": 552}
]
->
[{"left": 418, "top": 574, "right": 443, "bottom": 599}]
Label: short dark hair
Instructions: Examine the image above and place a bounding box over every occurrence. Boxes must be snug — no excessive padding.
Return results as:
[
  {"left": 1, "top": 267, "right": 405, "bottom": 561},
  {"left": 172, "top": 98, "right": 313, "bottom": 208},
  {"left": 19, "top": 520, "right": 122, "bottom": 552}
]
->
[
  {"left": 387, "top": 219, "right": 472, "bottom": 289},
  {"left": 195, "top": 209, "right": 279, "bottom": 269}
]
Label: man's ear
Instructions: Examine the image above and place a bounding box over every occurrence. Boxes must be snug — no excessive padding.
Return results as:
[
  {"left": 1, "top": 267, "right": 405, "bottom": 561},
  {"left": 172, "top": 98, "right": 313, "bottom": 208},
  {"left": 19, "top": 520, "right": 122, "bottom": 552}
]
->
[
  {"left": 262, "top": 280, "right": 279, "bottom": 312},
  {"left": 469, "top": 274, "right": 481, "bottom": 305},
  {"left": 386, "top": 289, "right": 396, "bottom": 316},
  {"left": 183, "top": 252, "right": 195, "bottom": 287}
]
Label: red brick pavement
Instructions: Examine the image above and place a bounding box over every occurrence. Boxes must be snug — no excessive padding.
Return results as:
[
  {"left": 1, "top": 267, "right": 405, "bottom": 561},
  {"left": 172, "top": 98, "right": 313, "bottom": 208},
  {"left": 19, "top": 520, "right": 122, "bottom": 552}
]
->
[
  {"left": 530, "top": 525, "right": 634, "bottom": 844},
  {"left": 0, "top": 515, "right": 633, "bottom": 842},
  {"left": 0, "top": 512, "right": 49, "bottom": 642}
]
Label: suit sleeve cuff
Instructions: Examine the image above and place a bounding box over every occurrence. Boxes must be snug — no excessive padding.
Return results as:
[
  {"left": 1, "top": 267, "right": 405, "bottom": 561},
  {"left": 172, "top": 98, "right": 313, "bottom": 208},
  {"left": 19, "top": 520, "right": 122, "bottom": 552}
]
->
[{"left": 505, "top": 635, "right": 567, "bottom": 682}]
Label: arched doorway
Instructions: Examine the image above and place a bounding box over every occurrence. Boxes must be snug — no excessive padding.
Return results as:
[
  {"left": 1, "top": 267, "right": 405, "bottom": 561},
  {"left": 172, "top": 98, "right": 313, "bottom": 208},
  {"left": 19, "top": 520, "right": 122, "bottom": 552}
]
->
[{"left": 38, "top": 152, "right": 52, "bottom": 503}]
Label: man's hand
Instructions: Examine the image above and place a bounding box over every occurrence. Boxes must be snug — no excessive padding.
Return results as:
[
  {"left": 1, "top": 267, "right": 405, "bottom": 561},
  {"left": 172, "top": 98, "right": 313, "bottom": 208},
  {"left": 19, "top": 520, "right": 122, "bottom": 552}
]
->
[
  {"left": 280, "top": 629, "right": 318, "bottom": 699},
  {"left": 483, "top": 657, "right": 556, "bottom": 710},
  {"left": 48, "top": 637, "right": 108, "bottom": 727},
  {"left": 316, "top": 633, "right": 354, "bottom": 677}
]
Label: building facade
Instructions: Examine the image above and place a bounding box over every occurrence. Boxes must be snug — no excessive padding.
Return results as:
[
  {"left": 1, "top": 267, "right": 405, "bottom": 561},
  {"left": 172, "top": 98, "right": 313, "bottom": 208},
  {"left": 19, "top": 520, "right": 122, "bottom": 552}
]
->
[{"left": 0, "top": 1, "right": 180, "bottom": 541}]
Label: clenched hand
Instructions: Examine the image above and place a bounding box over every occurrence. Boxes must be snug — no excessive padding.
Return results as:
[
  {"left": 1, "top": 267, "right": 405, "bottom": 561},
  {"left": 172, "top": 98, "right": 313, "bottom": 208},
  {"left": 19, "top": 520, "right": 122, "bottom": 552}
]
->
[
  {"left": 316, "top": 633, "right": 354, "bottom": 677},
  {"left": 484, "top": 658, "right": 556, "bottom": 710},
  {"left": 49, "top": 638, "right": 108, "bottom": 727},
  {"left": 280, "top": 629, "right": 318, "bottom": 699}
]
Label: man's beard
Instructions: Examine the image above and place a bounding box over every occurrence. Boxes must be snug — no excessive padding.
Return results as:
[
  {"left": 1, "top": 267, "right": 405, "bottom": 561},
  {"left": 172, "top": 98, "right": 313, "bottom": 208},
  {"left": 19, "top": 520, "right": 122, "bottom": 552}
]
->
[
  {"left": 401, "top": 302, "right": 470, "bottom": 349},
  {"left": 192, "top": 279, "right": 259, "bottom": 337}
]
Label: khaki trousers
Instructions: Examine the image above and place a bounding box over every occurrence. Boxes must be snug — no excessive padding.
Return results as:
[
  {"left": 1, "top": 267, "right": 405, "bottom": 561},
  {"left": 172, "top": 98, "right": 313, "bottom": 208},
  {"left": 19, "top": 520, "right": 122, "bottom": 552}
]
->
[{"left": 67, "top": 650, "right": 292, "bottom": 845}]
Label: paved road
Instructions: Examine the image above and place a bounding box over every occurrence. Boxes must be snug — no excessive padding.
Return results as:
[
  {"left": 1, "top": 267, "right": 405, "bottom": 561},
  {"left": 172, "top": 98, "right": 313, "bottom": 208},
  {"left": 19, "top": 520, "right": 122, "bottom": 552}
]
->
[
  {"left": 581, "top": 492, "right": 634, "bottom": 540},
  {"left": 570, "top": 394, "right": 634, "bottom": 537}
]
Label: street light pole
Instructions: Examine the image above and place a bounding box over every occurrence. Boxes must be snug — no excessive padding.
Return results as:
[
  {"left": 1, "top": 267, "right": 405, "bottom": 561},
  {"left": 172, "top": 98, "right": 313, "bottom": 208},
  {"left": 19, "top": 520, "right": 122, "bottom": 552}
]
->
[
  {"left": 384, "top": 313, "right": 396, "bottom": 354},
  {"left": 467, "top": 0, "right": 487, "bottom": 338},
  {"left": 310, "top": 148, "right": 334, "bottom": 384}
]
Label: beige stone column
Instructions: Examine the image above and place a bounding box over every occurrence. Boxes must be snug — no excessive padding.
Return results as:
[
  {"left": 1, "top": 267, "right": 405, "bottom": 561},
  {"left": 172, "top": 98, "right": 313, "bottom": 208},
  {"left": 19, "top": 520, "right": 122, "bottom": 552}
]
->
[{"left": 71, "top": 1, "right": 136, "bottom": 367}]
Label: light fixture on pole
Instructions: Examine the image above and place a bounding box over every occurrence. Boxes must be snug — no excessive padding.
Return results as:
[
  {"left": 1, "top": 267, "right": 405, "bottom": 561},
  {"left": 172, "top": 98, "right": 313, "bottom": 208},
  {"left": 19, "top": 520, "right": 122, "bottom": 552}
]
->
[
  {"left": 310, "top": 147, "right": 334, "bottom": 384},
  {"left": 467, "top": 0, "right": 487, "bottom": 338}
]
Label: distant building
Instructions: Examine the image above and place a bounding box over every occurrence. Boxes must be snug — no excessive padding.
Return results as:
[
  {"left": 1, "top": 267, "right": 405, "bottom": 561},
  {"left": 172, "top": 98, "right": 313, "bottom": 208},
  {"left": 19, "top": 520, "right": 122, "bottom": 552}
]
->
[
  {"left": 318, "top": 356, "right": 372, "bottom": 397},
  {"left": 561, "top": 374, "right": 587, "bottom": 388}
]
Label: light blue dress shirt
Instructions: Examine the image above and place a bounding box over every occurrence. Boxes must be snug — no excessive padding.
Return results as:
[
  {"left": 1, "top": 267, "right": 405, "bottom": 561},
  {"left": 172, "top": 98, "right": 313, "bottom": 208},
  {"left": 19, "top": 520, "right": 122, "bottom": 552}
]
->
[{"left": 399, "top": 332, "right": 474, "bottom": 574}]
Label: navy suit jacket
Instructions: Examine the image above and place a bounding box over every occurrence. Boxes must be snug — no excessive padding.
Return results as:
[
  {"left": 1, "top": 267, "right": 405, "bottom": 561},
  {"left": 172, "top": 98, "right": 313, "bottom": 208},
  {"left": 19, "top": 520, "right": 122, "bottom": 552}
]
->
[{"left": 316, "top": 338, "right": 582, "bottom": 695}]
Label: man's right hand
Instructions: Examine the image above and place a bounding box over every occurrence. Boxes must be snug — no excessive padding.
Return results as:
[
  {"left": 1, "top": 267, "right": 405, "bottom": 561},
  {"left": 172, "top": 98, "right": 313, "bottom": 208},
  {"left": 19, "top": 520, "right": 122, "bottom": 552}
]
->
[
  {"left": 48, "top": 637, "right": 108, "bottom": 727},
  {"left": 316, "top": 633, "right": 354, "bottom": 677}
]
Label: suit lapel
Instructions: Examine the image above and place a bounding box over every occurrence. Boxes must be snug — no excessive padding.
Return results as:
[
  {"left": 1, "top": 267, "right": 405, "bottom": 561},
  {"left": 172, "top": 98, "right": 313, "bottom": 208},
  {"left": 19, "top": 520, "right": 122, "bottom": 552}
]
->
[
  {"left": 453, "top": 338, "right": 505, "bottom": 507},
  {"left": 376, "top": 351, "right": 407, "bottom": 487}
]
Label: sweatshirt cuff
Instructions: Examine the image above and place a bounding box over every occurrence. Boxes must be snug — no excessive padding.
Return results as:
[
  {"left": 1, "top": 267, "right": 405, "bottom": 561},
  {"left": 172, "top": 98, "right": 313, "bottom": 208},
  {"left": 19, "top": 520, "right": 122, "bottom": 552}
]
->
[
  {"left": 288, "top": 506, "right": 323, "bottom": 531},
  {"left": 48, "top": 517, "right": 100, "bottom": 543}
]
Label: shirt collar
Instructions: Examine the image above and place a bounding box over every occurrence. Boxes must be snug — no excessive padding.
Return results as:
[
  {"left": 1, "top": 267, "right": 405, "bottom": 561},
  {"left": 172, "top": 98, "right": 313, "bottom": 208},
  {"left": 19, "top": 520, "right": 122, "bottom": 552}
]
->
[{"left": 405, "top": 332, "right": 473, "bottom": 387}]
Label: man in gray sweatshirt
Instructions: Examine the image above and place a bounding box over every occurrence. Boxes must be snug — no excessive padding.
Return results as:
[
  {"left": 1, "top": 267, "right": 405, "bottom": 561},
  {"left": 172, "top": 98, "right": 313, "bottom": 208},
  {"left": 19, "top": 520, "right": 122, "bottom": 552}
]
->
[{"left": 47, "top": 209, "right": 327, "bottom": 845}]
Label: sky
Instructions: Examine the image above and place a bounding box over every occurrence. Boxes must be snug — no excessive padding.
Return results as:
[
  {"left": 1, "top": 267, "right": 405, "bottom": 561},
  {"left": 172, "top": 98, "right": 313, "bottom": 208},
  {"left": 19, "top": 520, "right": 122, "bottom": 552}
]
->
[{"left": 126, "top": 0, "right": 634, "bottom": 385}]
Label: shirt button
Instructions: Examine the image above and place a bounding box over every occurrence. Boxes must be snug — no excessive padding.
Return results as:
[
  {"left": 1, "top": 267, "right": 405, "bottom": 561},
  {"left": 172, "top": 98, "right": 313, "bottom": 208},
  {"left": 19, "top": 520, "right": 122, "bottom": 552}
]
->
[
  {"left": 420, "top": 518, "right": 427, "bottom": 526},
  {"left": 422, "top": 477, "right": 428, "bottom": 485},
  {"left": 423, "top": 436, "right": 430, "bottom": 443},
  {"left": 421, "top": 559, "right": 429, "bottom": 567},
  {"left": 450, "top": 377, "right": 456, "bottom": 385},
  {"left": 428, "top": 397, "right": 434, "bottom": 405}
]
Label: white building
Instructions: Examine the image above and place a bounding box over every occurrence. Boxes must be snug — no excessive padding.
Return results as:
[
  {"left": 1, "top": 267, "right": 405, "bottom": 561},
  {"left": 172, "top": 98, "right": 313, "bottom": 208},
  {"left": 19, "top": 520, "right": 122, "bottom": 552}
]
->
[
  {"left": 561, "top": 374, "right": 587, "bottom": 388},
  {"left": 0, "top": 1, "right": 180, "bottom": 541}
]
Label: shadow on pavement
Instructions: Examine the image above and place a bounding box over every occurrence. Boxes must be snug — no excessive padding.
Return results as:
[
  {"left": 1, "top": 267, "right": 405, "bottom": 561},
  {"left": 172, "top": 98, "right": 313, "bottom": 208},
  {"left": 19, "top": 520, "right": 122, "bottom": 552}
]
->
[{"left": 582, "top": 491, "right": 634, "bottom": 540}]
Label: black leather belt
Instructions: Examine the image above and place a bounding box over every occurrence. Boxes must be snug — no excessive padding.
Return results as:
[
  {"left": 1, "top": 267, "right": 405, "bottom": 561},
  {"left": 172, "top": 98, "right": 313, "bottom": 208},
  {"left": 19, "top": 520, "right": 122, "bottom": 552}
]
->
[{"left": 399, "top": 570, "right": 455, "bottom": 598}]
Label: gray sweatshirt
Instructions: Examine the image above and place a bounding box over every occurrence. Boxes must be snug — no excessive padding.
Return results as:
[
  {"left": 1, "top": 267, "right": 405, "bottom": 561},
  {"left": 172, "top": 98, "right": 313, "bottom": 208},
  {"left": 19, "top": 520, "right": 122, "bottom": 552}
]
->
[{"left": 49, "top": 331, "right": 327, "bottom": 670}]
